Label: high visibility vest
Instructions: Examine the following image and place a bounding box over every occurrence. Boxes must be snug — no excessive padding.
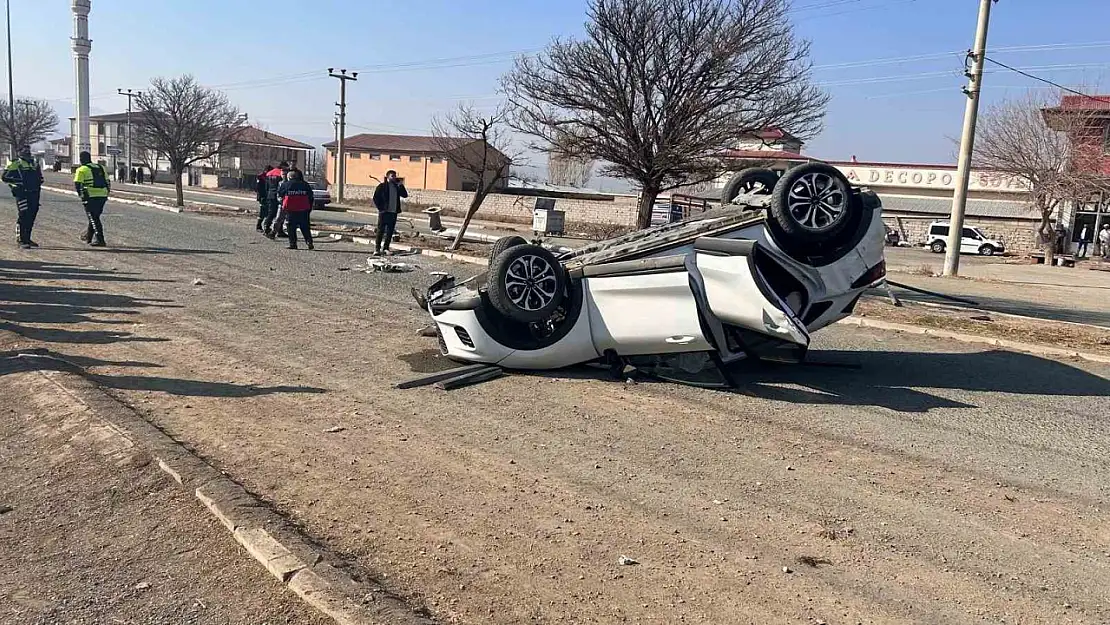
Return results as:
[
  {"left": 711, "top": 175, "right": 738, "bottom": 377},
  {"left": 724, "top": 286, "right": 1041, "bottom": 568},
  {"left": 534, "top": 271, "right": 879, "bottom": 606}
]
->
[{"left": 75, "top": 163, "right": 110, "bottom": 198}]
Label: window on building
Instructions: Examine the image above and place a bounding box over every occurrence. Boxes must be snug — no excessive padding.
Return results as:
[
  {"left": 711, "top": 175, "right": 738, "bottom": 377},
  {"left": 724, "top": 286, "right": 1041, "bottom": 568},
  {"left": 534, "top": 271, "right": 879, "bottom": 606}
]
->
[
  {"left": 97, "top": 142, "right": 105, "bottom": 155},
  {"left": 350, "top": 152, "right": 361, "bottom": 159},
  {"left": 97, "top": 122, "right": 104, "bottom": 135},
  {"left": 410, "top": 155, "right": 422, "bottom": 162},
  {"left": 389, "top": 155, "right": 402, "bottom": 161},
  {"left": 429, "top": 157, "right": 444, "bottom": 164},
  {"left": 370, "top": 153, "right": 381, "bottom": 160}
]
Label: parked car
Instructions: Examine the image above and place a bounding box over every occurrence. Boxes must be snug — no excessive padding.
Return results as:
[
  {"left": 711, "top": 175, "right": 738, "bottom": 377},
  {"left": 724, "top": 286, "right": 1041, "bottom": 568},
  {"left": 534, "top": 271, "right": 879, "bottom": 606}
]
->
[
  {"left": 308, "top": 181, "right": 332, "bottom": 209},
  {"left": 412, "top": 164, "right": 887, "bottom": 375},
  {"left": 925, "top": 221, "right": 1004, "bottom": 256}
]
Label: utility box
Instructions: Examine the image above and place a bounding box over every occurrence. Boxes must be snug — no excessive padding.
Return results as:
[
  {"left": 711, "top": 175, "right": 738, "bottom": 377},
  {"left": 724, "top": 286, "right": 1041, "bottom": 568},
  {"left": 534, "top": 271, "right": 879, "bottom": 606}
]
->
[{"left": 532, "top": 198, "right": 565, "bottom": 236}]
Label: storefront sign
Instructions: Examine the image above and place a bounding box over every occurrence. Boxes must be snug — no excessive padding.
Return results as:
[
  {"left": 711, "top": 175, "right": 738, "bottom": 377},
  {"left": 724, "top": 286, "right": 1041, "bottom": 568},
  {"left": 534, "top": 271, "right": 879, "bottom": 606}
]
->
[{"left": 837, "top": 165, "right": 1029, "bottom": 193}]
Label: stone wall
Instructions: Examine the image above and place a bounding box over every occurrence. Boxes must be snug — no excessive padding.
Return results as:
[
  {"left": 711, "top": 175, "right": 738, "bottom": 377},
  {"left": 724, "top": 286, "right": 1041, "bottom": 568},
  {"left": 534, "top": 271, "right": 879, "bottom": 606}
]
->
[
  {"left": 341, "top": 185, "right": 640, "bottom": 227},
  {"left": 883, "top": 214, "right": 1042, "bottom": 254}
]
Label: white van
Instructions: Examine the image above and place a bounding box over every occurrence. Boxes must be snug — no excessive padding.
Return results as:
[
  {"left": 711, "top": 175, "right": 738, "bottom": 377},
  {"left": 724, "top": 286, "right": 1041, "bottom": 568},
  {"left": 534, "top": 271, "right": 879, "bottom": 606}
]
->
[{"left": 925, "top": 221, "right": 1005, "bottom": 256}]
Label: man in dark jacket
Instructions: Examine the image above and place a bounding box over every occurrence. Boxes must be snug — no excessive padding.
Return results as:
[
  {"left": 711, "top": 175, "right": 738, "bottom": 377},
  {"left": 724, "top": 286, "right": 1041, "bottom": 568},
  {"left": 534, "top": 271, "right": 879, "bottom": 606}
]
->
[
  {"left": 262, "top": 161, "right": 289, "bottom": 239},
  {"left": 277, "top": 168, "right": 314, "bottom": 250},
  {"left": 3, "top": 145, "right": 44, "bottom": 248},
  {"left": 255, "top": 165, "right": 271, "bottom": 231},
  {"left": 372, "top": 170, "right": 407, "bottom": 255}
]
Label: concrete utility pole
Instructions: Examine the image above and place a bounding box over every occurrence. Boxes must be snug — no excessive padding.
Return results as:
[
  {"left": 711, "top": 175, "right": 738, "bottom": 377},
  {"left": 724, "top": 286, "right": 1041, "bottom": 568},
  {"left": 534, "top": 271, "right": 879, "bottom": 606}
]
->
[
  {"left": 944, "top": 0, "right": 996, "bottom": 277},
  {"left": 117, "top": 88, "right": 141, "bottom": 180},
  {"left": 72, "top": 0, "right": 92, "bottom": 161},
  {"left": 6, "top": 0, "right": 15, "bottom": 160},
  {"left": 328, "top": 68, "right": 357, "bottom": 203}
]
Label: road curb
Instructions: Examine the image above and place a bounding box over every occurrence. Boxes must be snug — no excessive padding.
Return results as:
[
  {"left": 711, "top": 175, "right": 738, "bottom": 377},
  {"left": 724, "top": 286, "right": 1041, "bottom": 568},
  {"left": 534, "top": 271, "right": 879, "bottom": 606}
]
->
[
  {"left": 19, "top": 359, "right": 434, "bottom": 625},
  {"left": 42, "top": 185, "right": 184, "bottom": 214},
  {"left": 312, "top": 229, "right": 489, "bottom": 266},
  {"left": 842, "top": 316, "right": 1110, "bottom": 364}
]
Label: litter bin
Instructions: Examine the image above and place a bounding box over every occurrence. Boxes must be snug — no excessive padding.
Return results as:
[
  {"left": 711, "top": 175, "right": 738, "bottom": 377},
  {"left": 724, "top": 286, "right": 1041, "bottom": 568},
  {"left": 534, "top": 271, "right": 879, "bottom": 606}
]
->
[
  {"left": 532, "top": 198, "right": 565, "bottom": 236},
  {"left": 424, "top": 206, "right": 444, "bottom": 232}
]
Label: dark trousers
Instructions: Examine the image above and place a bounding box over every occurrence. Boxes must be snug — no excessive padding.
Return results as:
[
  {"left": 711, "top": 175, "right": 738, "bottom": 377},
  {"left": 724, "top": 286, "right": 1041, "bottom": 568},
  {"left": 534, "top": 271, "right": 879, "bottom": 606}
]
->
[
  {"left": 286, "top": 211, "right": 312, "bottom": 247},
  {"left": 1077, "top": 241, "right": 1089, "bottom": 258},
  {"left": 256, "top": 200, "right": 267, "bottom": 228},
  {"left": 83, "top": 197, "right": 107, "bottom": 244},
  {"left": 261, "top": 198, "right": 280, "bottom": 232},
  {"left": 15, "top": 191, "right": 40, "bottom": 244},
  {"left": 376, "top": 211, "right": 398, "bottom": 251}
]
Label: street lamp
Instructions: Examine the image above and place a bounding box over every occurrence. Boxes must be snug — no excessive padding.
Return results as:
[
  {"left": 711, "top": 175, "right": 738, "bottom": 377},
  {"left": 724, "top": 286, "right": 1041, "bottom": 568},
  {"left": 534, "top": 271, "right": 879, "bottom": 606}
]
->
[{"left": 117, "top": 88, "right": 142, "bottom": 180}]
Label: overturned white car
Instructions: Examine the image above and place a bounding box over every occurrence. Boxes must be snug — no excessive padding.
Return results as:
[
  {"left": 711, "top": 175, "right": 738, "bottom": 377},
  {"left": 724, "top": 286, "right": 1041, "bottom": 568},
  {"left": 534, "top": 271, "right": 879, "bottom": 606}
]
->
[{"left": 413, "top": 164, "right": 886, "bottom": 376}]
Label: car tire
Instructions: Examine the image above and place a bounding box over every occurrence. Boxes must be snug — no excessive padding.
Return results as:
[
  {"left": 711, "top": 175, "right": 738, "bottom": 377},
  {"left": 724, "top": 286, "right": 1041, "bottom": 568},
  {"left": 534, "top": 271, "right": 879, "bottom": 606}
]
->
[
  {"left": 930, "top": 240, "right": 946, "bottom": 254},
  {"left": 770, "top": 163, "right": 855, "bottom": 244},
  {"left": 489, "top": 235, "right": 528, "bottom": 263},
  {"left": 487, "top": 244, "right": 567, "bottom": 323},
  {"left": 979, "top": 245, "right": 995, "bottom": 256},
  {"left": 721, "top": 168, "right": 779, "bottom": 205}
]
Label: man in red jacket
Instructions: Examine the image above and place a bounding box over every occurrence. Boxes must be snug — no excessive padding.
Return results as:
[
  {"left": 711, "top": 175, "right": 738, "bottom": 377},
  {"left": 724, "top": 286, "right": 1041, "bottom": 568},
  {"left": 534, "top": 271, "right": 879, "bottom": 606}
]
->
[{"left": 278, "top": 168, "right": 314, "bottom": 250}]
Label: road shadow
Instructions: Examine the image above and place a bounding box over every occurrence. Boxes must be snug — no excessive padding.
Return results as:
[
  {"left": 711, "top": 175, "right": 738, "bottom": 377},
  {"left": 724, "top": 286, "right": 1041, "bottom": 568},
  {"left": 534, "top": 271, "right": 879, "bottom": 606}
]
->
[
  {"left": 877, "top": 284, "right": 1110, "bottom": 328},
  {"left": 36, "top": 245, "right": 229, "bottom": 256},
  {"left": 397, "top": 348, "right": 459, "bottom": 373}
]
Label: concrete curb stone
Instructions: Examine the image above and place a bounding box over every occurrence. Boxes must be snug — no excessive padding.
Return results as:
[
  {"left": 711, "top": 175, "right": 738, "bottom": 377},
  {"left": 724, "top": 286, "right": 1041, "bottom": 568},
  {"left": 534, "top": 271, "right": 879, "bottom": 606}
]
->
[
  {"left": 842, "top": 315, "right": 1110, "bottom": 364},
  {"left": 25, "top": 362, "right": 435, "bottom": 625}
]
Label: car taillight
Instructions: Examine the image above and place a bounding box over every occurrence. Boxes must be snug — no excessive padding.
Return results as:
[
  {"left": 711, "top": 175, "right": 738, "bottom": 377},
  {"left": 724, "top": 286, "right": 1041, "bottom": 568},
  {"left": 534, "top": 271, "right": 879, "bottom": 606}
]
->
[{"left": 851, "top": 260, "right": 886, "bottom": 289}]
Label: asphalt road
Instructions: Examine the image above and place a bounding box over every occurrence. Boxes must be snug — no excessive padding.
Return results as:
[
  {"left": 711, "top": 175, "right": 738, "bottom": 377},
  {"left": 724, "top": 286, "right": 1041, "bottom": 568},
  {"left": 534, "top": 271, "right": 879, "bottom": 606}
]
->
[{"left": 4, "top": 192, "right": 1110, "bottom": 624}]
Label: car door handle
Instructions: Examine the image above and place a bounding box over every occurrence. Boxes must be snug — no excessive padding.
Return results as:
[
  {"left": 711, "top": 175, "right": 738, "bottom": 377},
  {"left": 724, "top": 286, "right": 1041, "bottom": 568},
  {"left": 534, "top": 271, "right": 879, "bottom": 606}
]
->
[{"left": 665, "top": 335, "right": 697, "bottom": 345}]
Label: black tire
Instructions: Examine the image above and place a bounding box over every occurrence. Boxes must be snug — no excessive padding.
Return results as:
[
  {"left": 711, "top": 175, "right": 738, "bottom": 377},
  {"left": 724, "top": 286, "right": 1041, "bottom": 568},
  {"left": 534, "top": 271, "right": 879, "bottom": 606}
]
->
[
  {"left": 721, "top": 168, "right": 779, "bottom": 205},
  {"left": 930, "top": 240, "right": 946, "bottom": 254},
  {"left": 489, "top": 235, "right": 528, "bottom": 263},
  {"left": 979, "top": 245, "right": 995, "bottom": 256},
  {"left": 770, "top": 163, "right": 855, "bottom": 244},
  {"left": 487, "top": 244, "right": 566, "bottom": 323}
]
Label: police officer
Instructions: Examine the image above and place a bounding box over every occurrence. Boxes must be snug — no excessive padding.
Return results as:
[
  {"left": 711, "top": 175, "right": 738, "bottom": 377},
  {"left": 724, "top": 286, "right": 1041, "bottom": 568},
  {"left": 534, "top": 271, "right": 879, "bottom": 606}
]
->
[
  {"left": 277, "top": 168, "right": 315, "bottom": 250},
  {"left": 3, "top": 145, "right": 44, "bottom": 248},
  {"left": 73, "top": 151, "right": 111, "bottom": 247},
  {"left": 255, "top": 164, "right": 272, "bottom": 232}
]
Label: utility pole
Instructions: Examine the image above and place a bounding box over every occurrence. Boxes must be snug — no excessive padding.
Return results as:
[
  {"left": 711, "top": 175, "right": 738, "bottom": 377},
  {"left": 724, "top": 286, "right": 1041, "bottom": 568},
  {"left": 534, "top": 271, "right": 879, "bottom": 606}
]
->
[
  {"left": 328, "top": 68, "right": 357, "bottom": 203},
  {"left": 6, "top": 0, "right": 15, "bottom": 160},
  {"left": 72, "top": 0, "right": 92, "bottom": 162},
  {"left": 117, "top": 88, "right": 141, "bottom": 182},
  {"left": 944, "top": 0, "right": 996, "bottom": 277}
]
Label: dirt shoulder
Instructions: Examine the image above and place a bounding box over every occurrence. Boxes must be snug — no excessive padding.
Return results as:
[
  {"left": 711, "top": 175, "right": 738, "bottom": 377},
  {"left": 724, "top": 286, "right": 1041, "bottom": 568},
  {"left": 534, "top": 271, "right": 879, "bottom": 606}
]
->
[
  {"left": 856, "top": 297, "right": 1110, "bottom": 356},
  {"left": 0, "top": 368, "right": 328, "bottom": 625}
]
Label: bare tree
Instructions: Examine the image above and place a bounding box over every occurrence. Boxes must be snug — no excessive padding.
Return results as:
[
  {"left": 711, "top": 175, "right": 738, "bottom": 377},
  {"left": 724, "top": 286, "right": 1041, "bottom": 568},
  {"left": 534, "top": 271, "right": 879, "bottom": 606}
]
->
[
  {"left": 502, "top": 0, "right": 827, "bottom": 229},
  {"left": 136, "top": 75, "right": 246, "bottom": 206},
  {"left": 974, "top": 91, "right": 1110, "bottom": 261},
  {"left": 0, "top": 99, "right": 59, "bottom": 151},
  {"left": 547, "top": 152, "right": 594, "bottom": 187},
  {"left": 431, "top": 104, "right": 522, "bottom": 250}
]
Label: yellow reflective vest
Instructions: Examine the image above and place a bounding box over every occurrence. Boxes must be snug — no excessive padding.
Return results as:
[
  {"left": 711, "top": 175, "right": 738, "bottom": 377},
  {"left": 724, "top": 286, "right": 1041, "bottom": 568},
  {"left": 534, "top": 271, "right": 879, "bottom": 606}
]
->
[{"left": 74, "top": 163, "right": 111, "bottom": 198}]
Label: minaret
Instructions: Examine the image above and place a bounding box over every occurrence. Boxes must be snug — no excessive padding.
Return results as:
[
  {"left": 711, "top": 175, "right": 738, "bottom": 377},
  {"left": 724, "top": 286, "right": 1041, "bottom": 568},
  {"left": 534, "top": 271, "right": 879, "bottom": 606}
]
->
[{"left": 72, "top": 0, "right": 91, "bottom": 158}]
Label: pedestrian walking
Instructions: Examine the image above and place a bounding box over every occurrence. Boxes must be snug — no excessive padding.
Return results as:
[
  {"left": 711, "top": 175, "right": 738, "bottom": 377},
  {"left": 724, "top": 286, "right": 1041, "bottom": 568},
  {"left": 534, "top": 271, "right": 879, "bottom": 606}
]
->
[
  {"left": 372, "top": 170, "right": 407, "bottom": 256},
  {"left": 1099, "top": 224, "right": 1110, "bottom": 258},
  {"left": 129, "top": 168, "right": 137, "bottom": 184},
  {"left": 255, "top": 165, "right": 271, "bottom": 232},
  {"left": 73, "top": 151, "right": 111, "bottom": 247},
  {"left": 1076, "top": 225, "right": 1091, "bottom": 259},
  {"left": 137, "top": 167, "right": 145, "bottom": 185},
  {"left": 277, "top": 168, "right": 314, "bottom": 250},
  {"left": 3, "top": 145, "right": 44, "bottom": 248},
  {"left": 262, "top": 161, "right": 289, "bottom": 239}
]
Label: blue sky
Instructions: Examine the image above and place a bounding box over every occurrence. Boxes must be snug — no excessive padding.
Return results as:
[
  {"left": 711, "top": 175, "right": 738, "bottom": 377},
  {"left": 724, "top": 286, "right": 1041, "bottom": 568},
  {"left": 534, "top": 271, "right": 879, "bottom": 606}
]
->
[{"left": 8, "top": 0, "right": 1110, "bottom": 173}]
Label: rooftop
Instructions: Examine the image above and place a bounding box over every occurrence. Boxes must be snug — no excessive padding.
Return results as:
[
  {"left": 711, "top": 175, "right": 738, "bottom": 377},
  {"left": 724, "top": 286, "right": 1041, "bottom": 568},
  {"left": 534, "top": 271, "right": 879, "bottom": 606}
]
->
[
  {"left": 229, "top": 126, "right": 313, "bottom": 150},
  {"left": 323, "top": 133, "right": 471, "bottom": 153}
]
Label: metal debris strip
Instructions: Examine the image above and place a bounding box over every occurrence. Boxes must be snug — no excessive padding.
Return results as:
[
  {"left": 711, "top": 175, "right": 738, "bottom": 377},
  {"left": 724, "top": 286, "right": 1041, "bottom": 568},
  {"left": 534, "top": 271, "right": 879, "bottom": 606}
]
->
[{"left": 366, "top": 257, "right": 419, "bottom": 273}]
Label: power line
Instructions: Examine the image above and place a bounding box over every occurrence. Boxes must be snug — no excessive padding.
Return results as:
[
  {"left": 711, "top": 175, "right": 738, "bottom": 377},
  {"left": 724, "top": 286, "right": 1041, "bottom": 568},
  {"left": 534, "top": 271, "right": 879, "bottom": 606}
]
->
[{"left": 983, "top": 56, "right": 1110, "bottom": 105}]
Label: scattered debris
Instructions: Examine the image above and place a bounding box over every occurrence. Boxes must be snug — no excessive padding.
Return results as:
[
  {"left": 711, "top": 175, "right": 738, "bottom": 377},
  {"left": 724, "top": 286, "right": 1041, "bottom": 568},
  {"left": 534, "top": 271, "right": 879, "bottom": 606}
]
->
[
  {"left": 782, "top": 566, "right": 793, "bottom": 574},
  {"left": 192, "top": 278, "right": 205, "bottom": 286},
  {"left": 618, "top": 555, "right": 639, "bottom": 566},
  {"left": 795, "top": 555, "right": 832, "bottom": 568},
  {"left": 134, "top": 582, "right": 151, "bottom": 590},
  {"left": 970, "top": 315, "right": 993, "bottom": 322},
  {"left": 337, "top": 266, "right": 352, "bottom": 271},
  {"left": 418, "top": 325, "right": 439, "bottom": 337},
  {"left": 323, "top": 426, "right": 347, "bottom": 434},
  {"left": 816, "top": 526, "right": 854, "bottom": 541},
  {"left": 366, "top": 257, "right": 418, "bottom": 273},
  {"left": 0, "top": 504, "right": 12, "bottom": 515},
  {"left": 1003, "top": 494, "right": 1017, "bottom": 502}
]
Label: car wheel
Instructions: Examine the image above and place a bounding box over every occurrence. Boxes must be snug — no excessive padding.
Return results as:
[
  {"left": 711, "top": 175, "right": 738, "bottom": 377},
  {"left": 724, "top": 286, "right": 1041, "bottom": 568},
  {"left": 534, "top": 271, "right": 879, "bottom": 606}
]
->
[
  {"left": 487, "top": 244, "right": 567, "bottom": 323},
  {"left": 721, "top": 168, "right": 779, "bottom": 205},
  {"left": 770, "top": 163, "right": 855, "bottom": 244},
  {"left": 930, "top": 241, "right": 946, "bottom": 254},
  {"left": 979, "top": 245, "right": 995, "bottom": 256},
  {"left": 489, "top": 235, "right": 528, "bottom": 263}
]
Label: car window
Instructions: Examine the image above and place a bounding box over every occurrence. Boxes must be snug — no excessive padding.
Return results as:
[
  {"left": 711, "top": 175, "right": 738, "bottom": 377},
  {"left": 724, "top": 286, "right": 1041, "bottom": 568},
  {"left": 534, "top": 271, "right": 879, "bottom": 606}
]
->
[
  {"left": 930, "top": 225, "right": 948, "bottom": 237},
  {"left": 961, "top": 228, "right": 978, "bottom": 239}
]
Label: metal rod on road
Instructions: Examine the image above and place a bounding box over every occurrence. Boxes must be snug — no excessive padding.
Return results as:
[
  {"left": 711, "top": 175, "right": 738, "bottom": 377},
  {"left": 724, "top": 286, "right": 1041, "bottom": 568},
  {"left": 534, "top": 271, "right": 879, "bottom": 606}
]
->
[
  {"left": 328, "top": 69, "right": 358, "bottom": 204},
  {"left": 944, "top": 0, "right": 996, "bottom": 277}
]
